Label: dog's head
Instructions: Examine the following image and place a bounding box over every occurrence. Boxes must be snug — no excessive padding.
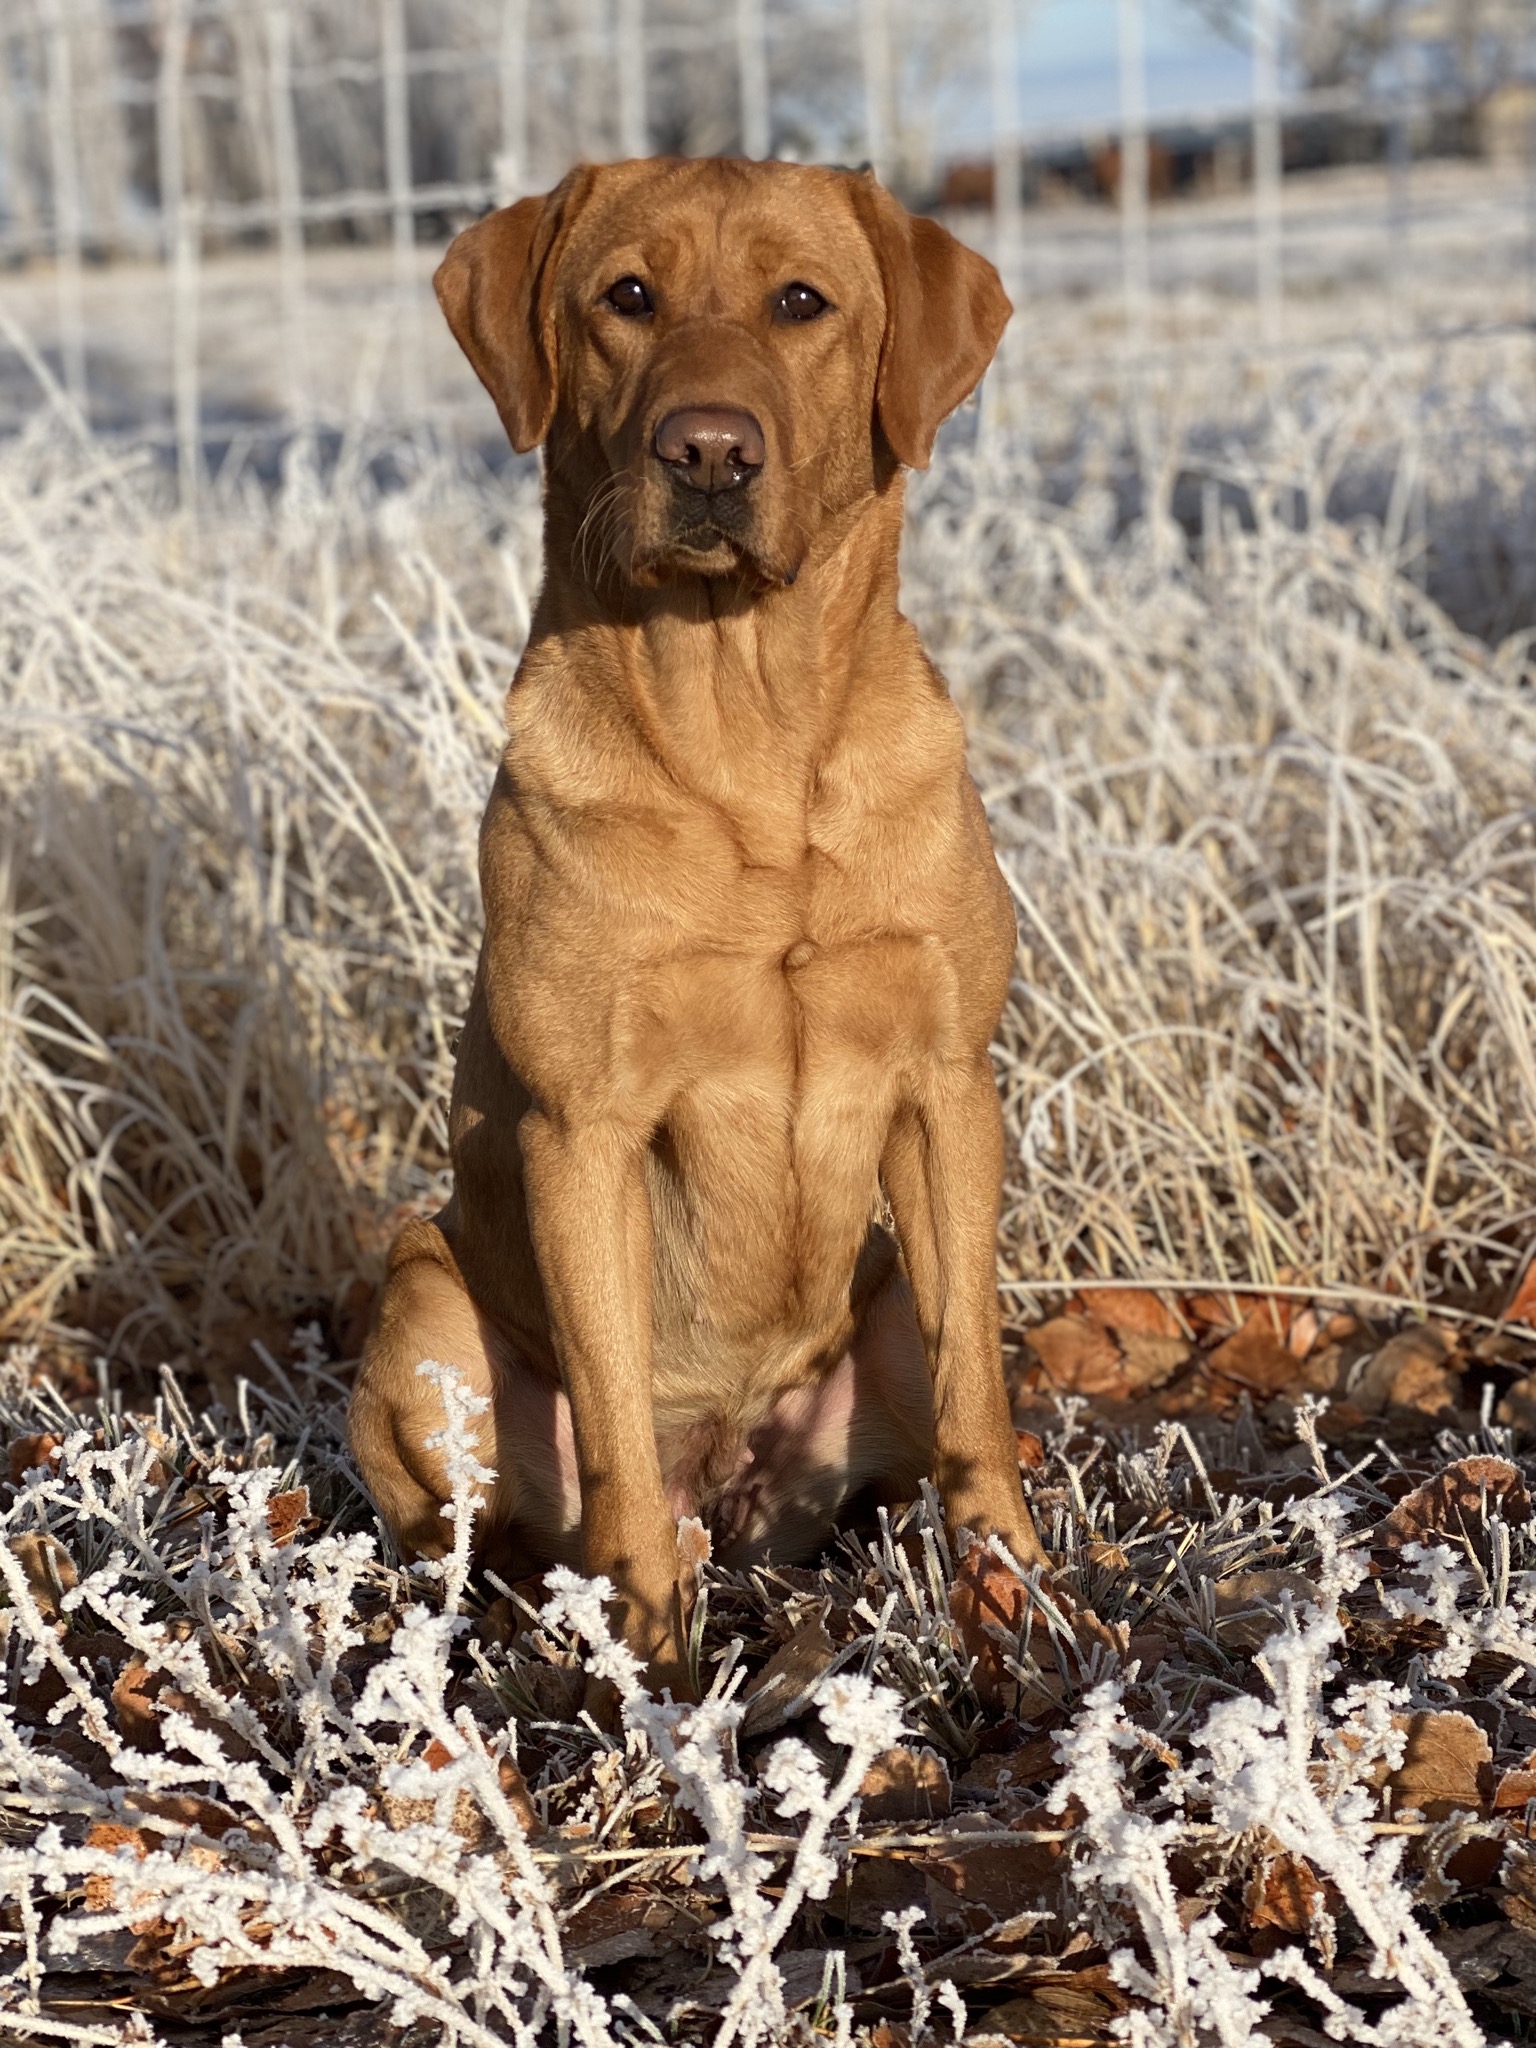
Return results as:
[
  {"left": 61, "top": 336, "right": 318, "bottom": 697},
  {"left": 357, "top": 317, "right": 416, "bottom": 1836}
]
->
[{"left": 435, "top": 158, "right": 1009, "bottom": 591}]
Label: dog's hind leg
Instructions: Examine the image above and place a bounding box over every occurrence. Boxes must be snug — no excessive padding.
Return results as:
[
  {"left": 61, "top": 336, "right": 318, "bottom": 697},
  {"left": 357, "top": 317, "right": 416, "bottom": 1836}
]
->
[{"left": 349, "top": 1216, "right": 580, "bottom": 1574}]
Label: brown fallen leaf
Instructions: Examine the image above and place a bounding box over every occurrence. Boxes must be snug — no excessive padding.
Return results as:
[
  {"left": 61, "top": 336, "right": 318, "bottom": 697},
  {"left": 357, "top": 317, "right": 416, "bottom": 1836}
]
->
[
  {"left": 6, "top": 1531, "right": 77, "bottom": 1624},
  {"left": 562, "top": 1891, "right": 693, "bottom": 1970},
  {"left": 1207, "top": 1312, "right": 1298, "bottom": 1398},
  {"left": 493, "top": 1754, "right": 544, "bottom": 1836},
  {"left": 1505, "top": 1842, "right": 1536, "bottom": 1935},
  {"left": 83, "top": 1812, "right": 224, "bottom": 1933},
  {"left": 1024, "top": 1315, "right": 1125, "bottom": 1397},
  {"left": 1260, "top": 2020, "right": 1342, "bottom": 2048},
  {"left": 133, "top": 1426, "right": 175, "bottom": 1493},
  {"left": 1494, "top": 1753, "right": 1536, "bottom": 1817},
  {"left": 676, "top": 1514, "right": 711, "bottom": 1607},
  {"left": 418, "top": 1735, "right": 542, "bottom": 1834},
  {"left": 1212, "top": 1568, "right": 1320, "bottom": 1650},
  {"left": 1381, "top": 1710, "right": 1493, "bottom": 1821},
  {"left": 264, "top": 1486, "right": 310, "bottom": 1546},
  {"left": 1353, "top": 1327, "right": 1457, "bottom": 1418},
  {"left": 7, "top": 1433, "right": 63, "bottom": 1485},
  {"left": 858, "top": 1745, "right": 952, "bottom": 1823},
  {"left": 1503, "top": 1256, "right": 1536, "bottom": 1327},
  {"left": 1016, "top": 1430, "right": 1045, "bottom": 1469},
  {"left": 1183, "top": 1292, "right": 1246, "bottom": 1338},
  {"left": 829, "top": 1851, "right": 928, "bottom": 1934},
  {"left": 968, "top": 1960, "right": 1128, "bottom": 2040},
  {"left": 1245, "top": 1850, "right": 1327, "bottom": 1941},
  {"left": 383, "top": 1779, "right": 493, "bottom": 1850},
  {"left": 110, "top": 1661, "right": 260, "bottom": 1762},
  {"left": 1076, "top": 1288, "right": 1184, "bottom": 1339},
  {"left": 1287, "top": 1309, "right": 1322, "bottom": 1360},
  {"left": 84, "top": 1820, "right": 150, "bottom": 1912},
  {"left": 112, "top": 1661, "right": 163, "bottom": 1748},
  {"left": 1295, "top": 1345, "right": 1349, "bottom": 1396},
  {"left": 1434, "top": 1918, "right": 1536, "bottom": 2027},
  {"left": 1388, "top": 1357, "right": 1461, "bottom": 1417},
  {"left": 61, "top": 1628, "right": 134, "bottom": 1691},
  {"left": 924, "top": 1799, "right": 1081, "bottom": 1924},
  {"left": 1070, "top": 1605, "right": 1168, "bottom": 1677},
  {"left": 1374, "top": 1456, "right": 1532, "bottom": 1551},
  {"left": 956, "top": 1735, "right": 1058, "bottom": 1798},
  {"left": 740, "top": 1611, "right": 835, "bottom": 1738},
  {"left": 1119, "top": 1330, "right": 1192, "bottom": 1392}
]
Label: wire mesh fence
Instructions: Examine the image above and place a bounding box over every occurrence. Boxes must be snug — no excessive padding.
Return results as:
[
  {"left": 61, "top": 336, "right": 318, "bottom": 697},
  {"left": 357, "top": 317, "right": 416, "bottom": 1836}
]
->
[{"left": 0, "top": 0, "right": 1533, "bottom": 463}]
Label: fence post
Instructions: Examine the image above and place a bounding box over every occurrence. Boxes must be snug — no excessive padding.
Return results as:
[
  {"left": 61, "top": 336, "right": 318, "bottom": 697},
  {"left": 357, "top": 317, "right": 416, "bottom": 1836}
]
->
[
  {"left": 0, "top": 18, "right": 41, "bottom": 266},
  {"left": 39, "top": 0, "right": 87, "bottom": 413},
  {"left": 616, "top": 0, "right": 646, "bottom": 159},
  {"left": 156, "top": 0, "right": 196, "bottom": 507},
  {"left": 380, "top": 0, "right": 422, "bottom": 418},
  {"left": 77, "top": 0, "right": 128, "bottom": 261},
  {"left": 1252, "top": 0, "right": 1282, "bottom": 349},
  {"left": 859, "top": 0, "right": 891, "bottom": 183},
  {"left": 496, "top": 0, "right": 528, "bottom": 202},
  {"left": 173, "top": 196, "right": 202, "bottom": 515},
  {"left": 1116, "top": 0, "right": 1150, "bottom": 350},
  {"left": 735, "top": 0, "right": 769, "bottom": 160},
  {"left": 264, "top": 0, "right": 308, "bottom": 424},
  {"left": 1386, "top": 0, "right": 1411, "bottom": 321},
  {"left": 575, "top": 0, "right": 607, "bottom": 160},
  {"left": 986, "top": 0, "right": 1022, "bottom": 434}
]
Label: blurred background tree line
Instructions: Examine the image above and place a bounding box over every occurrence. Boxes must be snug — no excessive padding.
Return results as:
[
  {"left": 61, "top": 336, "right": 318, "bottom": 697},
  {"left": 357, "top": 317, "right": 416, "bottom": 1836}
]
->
[{"left": 2, "top": 0, "right": 1533, "bottom": 273}]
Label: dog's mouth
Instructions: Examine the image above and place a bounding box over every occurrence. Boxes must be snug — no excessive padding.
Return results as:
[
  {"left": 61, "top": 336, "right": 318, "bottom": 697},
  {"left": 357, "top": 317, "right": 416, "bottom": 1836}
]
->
[
  {"left": 631, "top": 486, "right": 781, "bottom": 587},
  {"left": 666, "top": 518, "right": 747, "bottom": 569}
]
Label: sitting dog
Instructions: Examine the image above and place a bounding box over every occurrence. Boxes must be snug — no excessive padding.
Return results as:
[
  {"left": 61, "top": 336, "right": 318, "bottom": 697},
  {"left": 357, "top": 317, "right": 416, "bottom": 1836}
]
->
[{"left": 349, "top": 156, "right": 1045, "bottom": 1694}]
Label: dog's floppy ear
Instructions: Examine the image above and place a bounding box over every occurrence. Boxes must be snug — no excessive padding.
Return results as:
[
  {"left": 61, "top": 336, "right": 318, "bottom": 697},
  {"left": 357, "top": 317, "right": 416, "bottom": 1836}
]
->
[
  {"left": 847, "top": 173, "right": 1011, "bottom": 471},
  {"left": 434, "top": 167, "right": 595, "bottom": 453}
]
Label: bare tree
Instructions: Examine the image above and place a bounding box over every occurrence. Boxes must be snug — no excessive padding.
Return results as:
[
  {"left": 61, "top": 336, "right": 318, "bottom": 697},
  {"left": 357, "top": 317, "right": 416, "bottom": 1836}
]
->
[
  {"left": 1179, "top": 0, "right": 1393, "bottom": 90},
  {"left": 1179, "top": 0, "right": 1528, "bottom": 97}
]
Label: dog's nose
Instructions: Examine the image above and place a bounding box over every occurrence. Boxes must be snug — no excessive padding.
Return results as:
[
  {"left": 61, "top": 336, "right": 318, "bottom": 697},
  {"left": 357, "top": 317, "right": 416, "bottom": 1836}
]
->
[{"left": 653, "top": 406, "right": 766, "bottom": 490}]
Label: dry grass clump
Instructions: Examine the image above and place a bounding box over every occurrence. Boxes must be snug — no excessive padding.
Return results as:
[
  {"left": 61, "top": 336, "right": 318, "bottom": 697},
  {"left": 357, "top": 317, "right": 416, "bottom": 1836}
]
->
[
  {"left": 2, "top": 345, "right": 1536, "bottom": 1369},
  {"left": 907, "top": 405, "right": 1536, "bottom": 1319},
  {"left": 0, "top": 409, "right": 538, "bottom": 1361}
]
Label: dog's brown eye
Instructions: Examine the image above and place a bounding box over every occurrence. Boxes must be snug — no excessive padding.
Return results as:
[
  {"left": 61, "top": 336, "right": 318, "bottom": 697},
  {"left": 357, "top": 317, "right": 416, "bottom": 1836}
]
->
[
  {"left": 604, "top": 276, "right": 653, "bottom": 318},
  {"left": 774, "top": 282, "right": 829, "bottom": 323}
]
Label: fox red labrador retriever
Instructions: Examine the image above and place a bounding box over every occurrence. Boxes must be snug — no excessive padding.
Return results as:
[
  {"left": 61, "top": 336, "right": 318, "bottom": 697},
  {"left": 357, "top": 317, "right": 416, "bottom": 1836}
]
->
[{"left": 349, "top": 156, "right": 1044, "bottom": 1693}]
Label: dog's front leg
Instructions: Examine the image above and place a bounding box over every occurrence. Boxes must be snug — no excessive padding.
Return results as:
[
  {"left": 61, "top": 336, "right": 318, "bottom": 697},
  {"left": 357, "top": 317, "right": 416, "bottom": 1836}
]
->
[
  {"left": 518, "top": 1108, "right": 691, "bottom": 1697},
  {"left": 881, "top": 1067, "right": 1046, "bottom": 1574}
]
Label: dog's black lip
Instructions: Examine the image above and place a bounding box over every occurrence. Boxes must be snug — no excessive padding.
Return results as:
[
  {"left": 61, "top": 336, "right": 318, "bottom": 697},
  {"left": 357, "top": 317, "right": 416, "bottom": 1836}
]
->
[{"left": 634, "top": 527, "right": 783, "bottom": 589}]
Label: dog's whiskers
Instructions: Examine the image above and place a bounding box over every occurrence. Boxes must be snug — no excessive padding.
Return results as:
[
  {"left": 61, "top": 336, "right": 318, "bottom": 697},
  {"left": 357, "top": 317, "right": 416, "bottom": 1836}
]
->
[{"left": 573, "top": 473, "right": 636, "bottom": 589}]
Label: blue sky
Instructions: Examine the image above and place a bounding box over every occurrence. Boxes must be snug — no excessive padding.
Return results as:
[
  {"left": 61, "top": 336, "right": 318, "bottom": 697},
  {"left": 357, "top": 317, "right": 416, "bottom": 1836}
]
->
[{"left": 995, "top": 0, "right": 1257, "bottom": 138}]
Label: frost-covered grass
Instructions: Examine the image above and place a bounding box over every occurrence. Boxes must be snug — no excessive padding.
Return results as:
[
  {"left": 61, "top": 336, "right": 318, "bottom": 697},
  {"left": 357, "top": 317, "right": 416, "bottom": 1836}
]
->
[
  {"left": 5, "top": 326, "right": 1536, "bottom": 2041},
  {"left": 2, "top": 337, "right": 1536, "bottom": 1360},
  {"left": 7, "top": 1352, "right": 1536, "bottom": 2045}
]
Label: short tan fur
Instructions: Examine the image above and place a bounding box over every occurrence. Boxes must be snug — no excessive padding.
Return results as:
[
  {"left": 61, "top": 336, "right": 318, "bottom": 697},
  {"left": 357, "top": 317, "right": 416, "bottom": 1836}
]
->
[{"left": 349, "top": 156, "right": 1045, "bottom": 1693}]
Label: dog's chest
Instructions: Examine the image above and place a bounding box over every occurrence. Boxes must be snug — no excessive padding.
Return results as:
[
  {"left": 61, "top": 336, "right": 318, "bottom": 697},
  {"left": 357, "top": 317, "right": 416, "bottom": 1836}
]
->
[
  {"left": 622, "top": 820, "right": 965, "bottom": 1349},
  {"left": 620, "top": 829, "right": 965, "bottom": 1111}
]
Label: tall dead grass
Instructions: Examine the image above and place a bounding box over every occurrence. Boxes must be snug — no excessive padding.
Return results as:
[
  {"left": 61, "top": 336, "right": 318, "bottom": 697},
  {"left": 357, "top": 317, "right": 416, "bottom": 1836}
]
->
[{"left": 1, "top": 346, "right": 1535, "bottom": 1364}]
